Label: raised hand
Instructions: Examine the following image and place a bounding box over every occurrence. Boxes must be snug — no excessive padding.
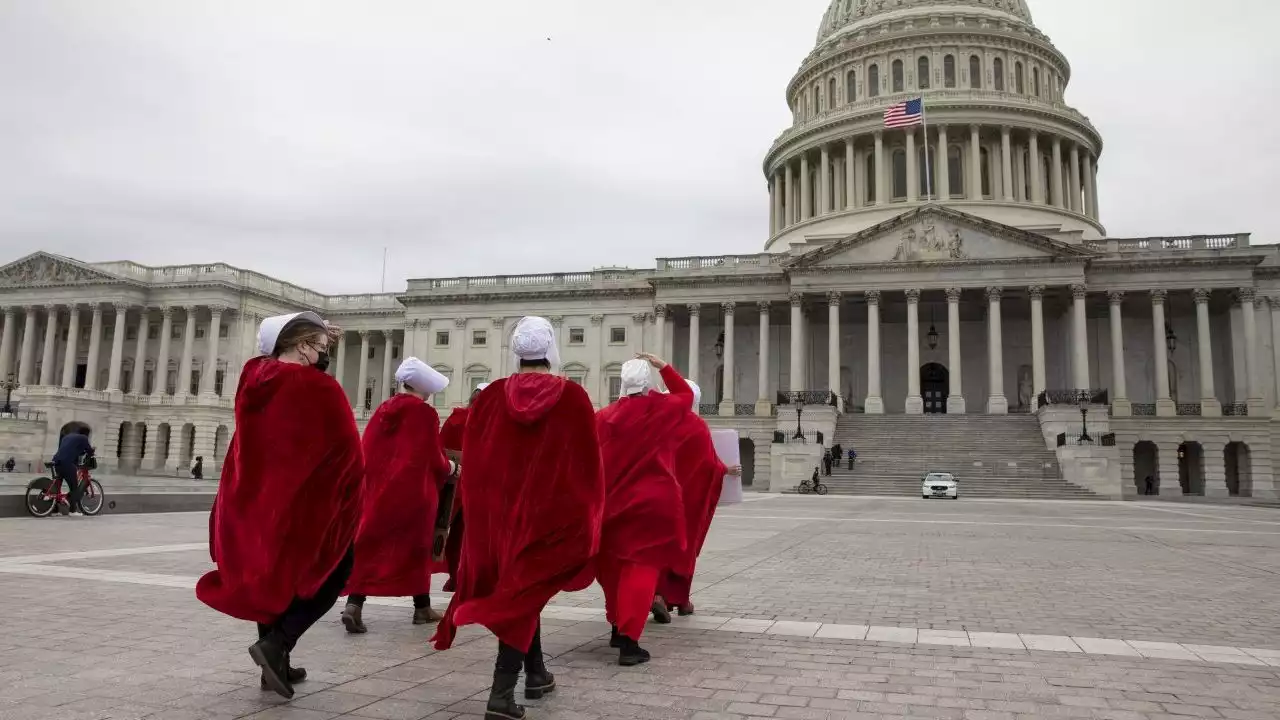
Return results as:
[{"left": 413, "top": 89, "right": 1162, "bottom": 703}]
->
[{"left": 635, "top": 352, "right": 667, "bottom": 370}]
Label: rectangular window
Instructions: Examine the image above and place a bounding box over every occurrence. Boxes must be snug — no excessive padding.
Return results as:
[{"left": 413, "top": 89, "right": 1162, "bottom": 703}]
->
[
  {"left": 435, "top": 331, "right": 450, "bottom": 347},
  {"left": 567, "top": 373, "right": 586, "bottom": 387},
  {"left": 569, "top": 328, "right": 585, "bottom": 345},
  {"left": 368, "top": 345, "right": 376, "bottom": 360},
  {"left": 80, "top": 327, "right": 90, "bottom": 341},
  {"left": 165, "top": 370, "right": 176, "bottom": 395},
  {"left": 215, "top": 370, "right": 226, "bottom": 395},
  {"left": 609, "top": 327, "right": 626, "bottom": 344},
  {"left": 148, "top": 324, "right": 159, "bottom": 340},
  {"left": 121, "top": 370, "right": 132, "bottom": 392},
  {"left": 190, "top": 370, "right": 201, "bottom": 395},
  {"left": 364, "top": 387, "right": 374, "bottom": 411},
  {"left": 171, "top": 326, "right": 182, "bottom": 340},
  {"left": 144, "top": 370, "right": 154, "bottom": 395},
  {"left": 433, "top": 386, "right": 448, "bottom": 409},
  {"left": 608, "top": 376, "right": 622, "bottom": 403},
  {"left": 126, "top": 326, "right": 138, "bottom": 341},
  {"left": 392, "top": 345, "right": 400, "bottom": 360},
  {"left": 472, "top": 330, "right": 487, "bottom": 347},
  {"left": 219, "top": 325, "right": 229, "bottom": 339},
  {"left": 195, "top": 326, "right": 206, "bottom": 339},
  {"left": 469, "top": 375, "right": 488, "bottom": 394}
]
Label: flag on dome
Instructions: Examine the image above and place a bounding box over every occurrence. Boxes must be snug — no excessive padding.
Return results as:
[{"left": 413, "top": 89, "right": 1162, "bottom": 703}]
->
[{"left": 884, "top": 98, "right": 924, "bottom": 128}]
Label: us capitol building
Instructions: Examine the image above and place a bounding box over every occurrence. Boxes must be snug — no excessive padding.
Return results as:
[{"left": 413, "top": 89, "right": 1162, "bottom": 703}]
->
[{"left": 0, "top": 0, "right": 1275, "bottom": 500}]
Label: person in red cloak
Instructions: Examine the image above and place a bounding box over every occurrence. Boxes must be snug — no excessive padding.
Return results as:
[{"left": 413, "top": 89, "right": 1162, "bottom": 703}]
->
[
  {"left": 594, "top": 353, "right": 695, "bottom": 666},
  {"left": 196, "top": 312, "right": 361, "bottom": 700},
  {"left": 432, "top": 316, "right": 603, "bottom": 720},
  {"left": 652, "top": 380, "right": 742, "bottom": 622},
  {"left": 341, "top": 357, "right": 458, "bottom": 633},
  {"left": 439, "top": 382, "right": 488, "bottom": 592}
]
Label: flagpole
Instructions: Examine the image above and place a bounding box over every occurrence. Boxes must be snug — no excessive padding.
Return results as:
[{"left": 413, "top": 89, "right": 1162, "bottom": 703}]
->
[{"left": 921, "top": 97, "right": 933, "bottom": 202}]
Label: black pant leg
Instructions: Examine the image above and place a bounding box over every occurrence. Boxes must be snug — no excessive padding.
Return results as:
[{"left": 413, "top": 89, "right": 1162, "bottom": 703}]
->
[
  {"left": 411, "top": 594, "right": 430, "bottom": 609},
  {"left": 495, "top": 640, "right": 524, "bottom": 674},
  {"left": 348, "top": 594, "right": 366, "bottom": 606},
  {"left": 523, "top": 623, "right": 545, "bottom": 673},
  {"left": 276, "top": 546, "right": 355, "bottom": 650}
]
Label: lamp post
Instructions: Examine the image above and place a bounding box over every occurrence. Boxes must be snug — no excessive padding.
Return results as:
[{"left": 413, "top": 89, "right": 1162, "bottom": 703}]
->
[
  {"left": 1077, "top": 389, "right": 1092, "bottom": 444},
  {"left": 793, "top": 405, "right": 805, "bottom": 442},
  {"left": 0, "top": 373, "right": 18, "bottom": 415},
  {"left": 927, "top": 305, "right": 938, "bottom": 350}
]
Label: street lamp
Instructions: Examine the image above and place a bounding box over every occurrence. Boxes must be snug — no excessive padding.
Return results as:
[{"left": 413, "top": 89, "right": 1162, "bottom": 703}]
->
[
  {"left": 793, "top": 405, "right": 805, "bottom": 441},
  {"left": 1077, "top": 389, "right": 1092, "bottom": 444},
  {"left": 714, "top": 332, "right": 724, "bottom": 361},
  {"left": 0, "top": 373, "right": 18, "bottom": 415},
  {"left": 1165, "top": 323, "right": 1177, "bottom": 354},
  {"left": 926, "top": 306, "right": 938, "bottom": 350}
]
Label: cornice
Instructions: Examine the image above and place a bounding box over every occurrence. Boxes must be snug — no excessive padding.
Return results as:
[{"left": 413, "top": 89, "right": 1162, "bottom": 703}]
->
[
  {"left": 399, "top": 287, "right": 655, "bottom": 306},
  {"left": 648, "top": 275, "right": 789, "bottom": 290},
  {"left": 792, "top": 256, "right": 1085, "bottom": 275},
  {"left": 1087, "top": 256, "right": 1265, "bottom": 273}
]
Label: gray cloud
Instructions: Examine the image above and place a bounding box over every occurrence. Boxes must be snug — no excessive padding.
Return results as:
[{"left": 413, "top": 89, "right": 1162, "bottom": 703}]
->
[{"left": 0, "top": 0, "right": 1275, "bottom": 293}]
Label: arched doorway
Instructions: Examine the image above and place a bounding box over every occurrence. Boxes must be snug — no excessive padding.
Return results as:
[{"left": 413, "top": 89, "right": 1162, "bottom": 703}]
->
[
  {"left": 738, "top": 438, "right": 756, "bottom": 487},
  {"left": 920, "top": 363, "right": 949, "bottom": 414},
  {"left": 1225, "top": 442, "right": 1252, "bottom": 497},
  {"left": 1133, "top": 441, "right": 1159, "bottom": 495},
  {"left": 1177, "top": 442, "right": 1204, "bottom": 495}
]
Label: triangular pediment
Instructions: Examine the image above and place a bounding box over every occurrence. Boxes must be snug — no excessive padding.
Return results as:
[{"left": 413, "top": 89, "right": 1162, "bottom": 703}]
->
[
  {"left": 0, "top": 252, "right": 127, "bottom": 287},
  {"left": 787, "top": 205, "right": 1096, "bottom": 269}
]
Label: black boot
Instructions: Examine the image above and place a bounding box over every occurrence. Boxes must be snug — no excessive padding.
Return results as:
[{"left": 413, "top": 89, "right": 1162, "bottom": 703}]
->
[
  {"left": 485, "top": 670, "right": 525, "bottom": 720},
  {"left": 249, "top": 632, "right": 294, "bottom": 699},
  {"left": 650, "top": 597, "right": 672, "bottom": 624},
  {"left": 609, "top": 624, "right": 622, "bottom": 648},
  {"left": 523, "top": 654, "right": 555, "bottom": 700},
  {"left": 617, "top": 635, "right": 651, "bottom": 667},
  {"left": 261, "top": 664, "right": 307, "bottom": 690},
  {"left": 341, "top": 602, "right": 367, "bottom": 634}
]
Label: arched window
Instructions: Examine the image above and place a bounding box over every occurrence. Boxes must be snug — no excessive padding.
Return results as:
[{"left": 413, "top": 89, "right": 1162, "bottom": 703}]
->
[
  {"left": 828, "top": 77, "right": 837, "bottom": 107},
  {"left": 865, "top": 152, "right": 877, "bottom": 202},
  {"left": 891, "top": 148, "right": 907, "bottom": 199},
  {"left": 917, "top": 56, "right": 930, "bottom": 90},
  {"left": 948, "top": 145, "right": 964, "bottom": 197},
  {"left": 969, "top": 55, "right": 982, "bottom": 89},
  {"left": 1033, "top": 67, "right": 1041, "bottom": 97},
  {"left": 892, "top": 59, "right": 904, "bottom": 92},
  {"left": 868, "top": 64, "right": 880, "bottom": 97},
  {"left": 980, "top": 147, "right": 992, "bottom": 196},
  {"left": 846, "top": 70, "right": 857, "bottom": 103},
  {"left": 800, "top": 92, "right": 808, "bottom": 118},
  {"left": 814, "top": 83, "right": 823, "bottom": 112},
  {"left": 993, "top": 57, "right": 1005, "bottom": 91},
  {"left": 943, "top": 54, "right": 956, "bottom": 88},
  {"left": 1015, "top": 62, "right": 1025, "bottom": 94}
]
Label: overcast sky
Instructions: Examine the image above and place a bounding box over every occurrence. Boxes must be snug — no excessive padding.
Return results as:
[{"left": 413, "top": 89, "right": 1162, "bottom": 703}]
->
[{"left": 0, "top": 0, "right": 1276, "bottom": 294}]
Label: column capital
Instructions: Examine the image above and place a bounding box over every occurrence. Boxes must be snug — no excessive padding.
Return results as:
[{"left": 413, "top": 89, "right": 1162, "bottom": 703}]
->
[
  {"left": 1107, "top": 290, "right": 1125, "bottom": 304},
  {"left": 1028, "top": 285, "right": 1046, "bottom": 301},
  {"left": 788, "top": 292, "right": 804, "bottom": 307},
  {"left": 630, "top": 313, "right": 646, "bottom": 325},
  {"left": 827, "top": 291, "right": 842, "bottom": 306},
  {"left": 549, "top": 315, "right": 564, "bottom": 327},
  {"left": 986, "top": 286, "right": 1003, "bottom": 302},
  {"left": 757, "top": 300, "right": 771, "bottom": 313},
  {"left": 21, "top": 304, "right": 37, "bottom": 313},
  {"left": 1267, "top": 294, "right": 1280, "bottom": 309},
  {"left": 969, "top": 123, "right": 980, "bottom": 133},
  {"left": 1028, "top": 129, "right": 1039, "bottom": 139},
  {"left": 91, "top": 303, "right": 105, "bottom": 316},
  {"left": 0, "top": 306, "right": 13, "bottom": 317},
  {"left": 1000, "top": 124, "right": 1012, "bottom": 134},
  {"left": 453, "top": 317, "right": 467, "bottom": 328},
  {"left": 1193, "top": 288, "right": 1212, "bottom": 304},
  {"left": 159, "top": 306, "right": 174, "bottom": 319},
  {"left": 1051, "top": 135, "right": 1062, "bottom": 148},
  {"left": 653, "top": 305, "right": 667, "bottom": 319},
  {"left": 904, "top": 288, "right": 921, "bottom": 304},
  {"left": 206, "top": 304, "right": 227, "bottom": 315},
  {"left": 181, "top": 304, "right": 199, "bottom": 315},
  {"left": 687, "top": 303, "right": 701, "bottom": 317},
  {"left": 721, "top": 301, "right": 737, "bottom": 314},
  {"left": 1237, "top": 287, "right": 1258, "bottom": 303},
  {"left": 873, "top": 129, "right": 884, "bottom": 140},
  {"left": 864, "top": 290, "right": 881, "bottom": 304},
  {"left": 1069, "top": 284, "right": 1088, "bottom": 300},
  {"left": 1150, "top": 289, "right": 1168, "bottom": 304},
  {"left": 491, "top": 317, "right": 505, "bottom": 328},
  {"left": 589, "top": 314, "right": 604, "bottom": 326},
  {"left": 358, "top": 329, "right": 372, "bottom": 339},
  {"left": 42, "top": 303, "right": 58, "bottom": 313},
  {"left": 944, "top": 287, "right": 962, "bottom": 303},
  {"left": 111, "top": 301, "right": 130, "bottom": 313}
]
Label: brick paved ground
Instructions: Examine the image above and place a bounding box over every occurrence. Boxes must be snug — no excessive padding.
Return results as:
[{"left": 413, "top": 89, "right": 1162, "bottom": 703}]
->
[{"left": 2, "top": 496, "right": 1279, "bottom": 719}]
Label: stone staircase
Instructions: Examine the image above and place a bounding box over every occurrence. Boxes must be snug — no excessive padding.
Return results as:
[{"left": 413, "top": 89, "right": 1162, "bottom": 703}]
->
[{"left": 825, "top": 415, "right": 1099, "bottom": 499}]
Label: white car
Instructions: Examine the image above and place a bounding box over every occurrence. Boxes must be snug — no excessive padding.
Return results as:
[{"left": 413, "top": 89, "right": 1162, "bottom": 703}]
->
[{"left": 921, "top": 472, "right": 958, "bottom": 499}]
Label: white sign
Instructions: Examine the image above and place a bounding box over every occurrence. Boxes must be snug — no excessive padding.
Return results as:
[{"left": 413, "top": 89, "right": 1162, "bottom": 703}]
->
[{"left": 712, "top": 429, "right": 742, "bottom": 505}]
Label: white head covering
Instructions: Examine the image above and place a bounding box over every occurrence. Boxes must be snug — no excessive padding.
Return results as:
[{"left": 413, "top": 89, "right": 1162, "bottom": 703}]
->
[
  {"left": 620, "top": 358, "right": 653, "bottom": 396},
  {"left": 510, "top": 316, "right": 560, "bottom": 371},
  {"left": 475, "top": 382, "right": 490, "bottom": 393},
  {"left": 395, "top": 357, "right": 449, "bottom": 394},
  {"left": 688, "top": 380, "right": 702, "bottom": 412},
  {"left": 257, "top": 311, "right": 326, "bottom": 356}
]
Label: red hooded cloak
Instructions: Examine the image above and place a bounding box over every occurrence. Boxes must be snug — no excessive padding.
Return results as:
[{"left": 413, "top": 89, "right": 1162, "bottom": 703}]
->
[
  {"left": 440, "top": 407, "right": 468, "bottom": 454},
  {"left": 197, "top": 357, "right": 364, "bottom": 624},
  {"left": 345, "top": 394, "right": 450, "bottom": 597},
  {"left": 432, "top": 373, "right": 604, "bottom": 653},
  {"left": 657, "top": 413, "right": 728, "bottom": 606}
]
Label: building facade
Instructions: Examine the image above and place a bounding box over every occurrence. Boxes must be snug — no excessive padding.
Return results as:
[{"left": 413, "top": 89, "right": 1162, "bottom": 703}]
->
[{"left": 0, "top": 0, "right": 1275, "bottom": 498}]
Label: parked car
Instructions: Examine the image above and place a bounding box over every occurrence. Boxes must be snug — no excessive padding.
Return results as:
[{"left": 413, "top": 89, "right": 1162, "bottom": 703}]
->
[{"left": 921, "top": 472, "right": 958, "bottom": 499}]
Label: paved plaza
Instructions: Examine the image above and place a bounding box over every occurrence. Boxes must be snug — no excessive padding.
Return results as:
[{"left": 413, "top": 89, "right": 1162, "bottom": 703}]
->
[{"left": 2, "top": 496, "right": 1280, "bottom": 719}]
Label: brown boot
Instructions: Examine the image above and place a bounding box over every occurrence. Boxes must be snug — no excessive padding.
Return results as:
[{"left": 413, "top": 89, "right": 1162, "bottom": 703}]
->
[
  {"left": 413, "top": 606, "right": 443, "bottom": 625},
  {"left": 341, "top": 603, "right": 367, "bottom": 634}
]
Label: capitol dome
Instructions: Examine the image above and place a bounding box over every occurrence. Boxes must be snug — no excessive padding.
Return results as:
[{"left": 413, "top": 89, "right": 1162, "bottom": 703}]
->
[{"left": 763, "top": 0, "right": 1103, "bottom": 252}]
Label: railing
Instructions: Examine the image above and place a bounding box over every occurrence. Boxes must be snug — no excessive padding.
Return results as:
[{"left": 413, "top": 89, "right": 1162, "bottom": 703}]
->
[
  {"left": 1223, "top": 402, "right": 1249, "bottom": 417},
  {"left": 698, "top": 403, "right": 719, "bottom": 416},
  {"left": 1176, "top": 403, "right": 1202, "bottom": 416},
  {"left": 410, "top": 269, "right": 650, "bottom": 293},
  {"left": 734, "top": 403, "right": 757, "bottom": 417},
  {"left": 654, "top": 254, "right": 782, "bottom": 272},
  {"left": 1132, "top": 403, "right": 1156, "bottom": 416},
  {"left": 1037, "top": 389, "right": 1109, "bottom": 406},
  {"left": 1084, "top": 234, "right": 1251, "bottom": 254},
  {"left": 777, "top": 390, "right": 838, "bottom": 406},
  {"left": 94, "top": 261, "right": 332, "bottom": 308},
  {"left": 773, "top": 429, "right": 824, "bottom": 445},
  {"left": 0, "top": 409, "right": 45, "bottom": 422},
  {"left": 1056, "top": 431, "right": 1116, "bottom": 447},
  {"left": 324, "top": 294, "right": 402, "bottom": 312}
]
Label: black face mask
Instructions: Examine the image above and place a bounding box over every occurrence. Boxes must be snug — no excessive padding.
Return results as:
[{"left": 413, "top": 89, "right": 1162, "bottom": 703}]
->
[{"left": 312, "top": 351, "right": 331, "bottom": 373}]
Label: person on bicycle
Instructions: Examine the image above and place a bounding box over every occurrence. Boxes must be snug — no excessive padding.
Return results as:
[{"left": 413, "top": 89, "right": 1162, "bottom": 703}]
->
[{"left": 52, "top": 422, "right": 93, "bottom": 516}]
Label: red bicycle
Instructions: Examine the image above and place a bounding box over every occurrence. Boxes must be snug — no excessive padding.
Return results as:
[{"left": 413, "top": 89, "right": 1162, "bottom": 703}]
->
[{"left": 25, "top": 459, "right": 104, "bottom": 517}]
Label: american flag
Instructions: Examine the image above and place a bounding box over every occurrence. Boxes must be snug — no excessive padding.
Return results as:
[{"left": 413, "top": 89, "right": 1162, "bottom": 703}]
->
[{"left": 884, "top": 98, "right": 924, "bottom": 128}]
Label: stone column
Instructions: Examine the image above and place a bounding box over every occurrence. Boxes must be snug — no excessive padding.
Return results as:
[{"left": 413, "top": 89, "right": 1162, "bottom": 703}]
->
[
  {"left": 1196, "top": 289, "right": 1222, "bottom": 416},
  {"left": 1158, "top": 442, "right": 1183, "bottom": 498},
  {"left": 987, "top": 287, "right": 1008, "bottom": 414},
  {"left": 945, "top": 288, "right": 965, "bottom": 414},
  {"left": 1082, "top": 153, "right": 1096, "bottom": 218},
  {"left": 905, "top": 129, "right": 919, "bottom": 202},
  {"left": 176, "top": 306, "right": 197, "bottom": 397},
  {"left": 356, "top": 331, "right": 371, "bottom": 409},
  {"left": 85, "top": 304, "right": 104, "bottom": 390},
  {"left": 788, "top": 293, "right": 803, "bottom": 393},
  {"left": 1088, "top": 154, "right": 1100, "bottom": 220},
  {"left": 152, "top": 308, "right": 173, "bottom": 396},
  {"left": 199, "top": 306, "right": 223, "bottom": 396},
  {"left": 654, "top": 306, "right": 667, "bottom": 358},
  {"left": 865, "top": 291, "right": 883, "bottom": 414},
  {"left": 783, "top": 163, "right": 794, "bottom": 226},
  {"left": 1240, "top": 288, "right": 1265, "bottom": 415},
  {"left": 1029, "top": 131, "right": 1043, "bottom": 204},
  {"left": 1203, "top": 441, "right": 1229, "bottom": 498},
  {"left": 1068, "top": 144, "right": 1082, "bottom": 213},
  {"left": 0, "top": 307, "right": 15, "bottom": 381},
  {"left": 1000, "top": 126, "right": 1014, "bottom": 202},
  {"left": 334, "top": 331, "right": 348, "bottom": 396},
  {"left": 936, "top": 124, "right": 950, "bottom": 199},
  {"left": 1070, "top": 285, "right": 1090, "bottom": 390},
  {"left": 1151, "top": 291, "right": 1175, "bottom": 416},
  {"left": 130, "top": 308, "right": 149, "bottom": 394},
  {"left": 800, "top": 153, "right": 812, "bottom": 221},
  {"left": 905, "top": 289, "right": 923, "bottom": 414},
  {"left": 874, "top": 131, "right": 887, "bottom": 206},
  {"left": 1107, "top": 291, "right": 1130, "bottom": 415},
  {"left": 61, "top": 306, "right": 80, "bottom": 388},
  {"left": 381, "top": 330, "right": 395, "bottom": 402},
  {"left": 1050, "top": 136, "right": 1064, "bottom": 208},
  {"left": 768, "top": 175, "right": 778, "bottom": 234},
  {"left": 16, "top": 307, "right": 38, "bottom": 387},
  {"left": 106, "top": 303, "right": 128, "bottom": 392},
  {"left": 39, "top": 305, "right": 58, "bottom": 386},
  {"left": 827, "top": 292, "right": 841, "bottom": 410},
  {"left": 757, "top": 302, "right": 771, "bottom": 415},
  {"left": 1028, "top": 286, "right": 1047, "bottom": 411},
  {"left": 969, "top": 124, "right": 982, "bottom": 200},
  {"left": 687, "top": 304, "right": 701, "bottom": 386},
  {"left": 819, "top": 146, "right": 831, "bottom": 215},
  {"left": 844, "top": 139, "right": 856, "bottom": 209},
  {"left": 719, "top": 302, "right": 737, "bottom": 415}
]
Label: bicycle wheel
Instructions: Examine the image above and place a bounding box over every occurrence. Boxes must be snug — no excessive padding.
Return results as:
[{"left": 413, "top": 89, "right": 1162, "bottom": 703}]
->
[
  {"left": 80, "top": 480, "right": 105, "bottom": 516},
  {"left": 25, "top": 477, "right": 55, "bottom": 518},
  {"left": 815, "top": 483, "right": 829, "bottom": 496}
]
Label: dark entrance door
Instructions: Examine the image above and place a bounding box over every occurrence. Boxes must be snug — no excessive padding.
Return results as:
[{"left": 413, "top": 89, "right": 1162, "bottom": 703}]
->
[{"left": 921, "top": 363, "right": 949, "bottom": 414}]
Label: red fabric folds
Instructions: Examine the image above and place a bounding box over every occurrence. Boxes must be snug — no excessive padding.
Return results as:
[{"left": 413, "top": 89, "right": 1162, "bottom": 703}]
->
[
  {"left": 594, "top": 365, "right": 695, "bottom": 572},
  {"left": 439, "top": 407, "right": 469, "bottom": 590},
  {"left": 346, "top": 394, "right": 451, "bottom": 598},
  {"left": 657, "top": 414, "right": 728, "bottom": 607},
  {"left": 197, "top": 357, "right": 364, "bottom": 624},
  {"left": 432, "top": 373, "right": 604, "bottom": 653},
  {"left": 440, "top": 407, "right": 468, "bottom": 454}
]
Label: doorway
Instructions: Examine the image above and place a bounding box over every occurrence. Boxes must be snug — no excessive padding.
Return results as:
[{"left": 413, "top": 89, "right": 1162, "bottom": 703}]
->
[{"left": 920, "top": 363, "right": 949, "bottom": 414}]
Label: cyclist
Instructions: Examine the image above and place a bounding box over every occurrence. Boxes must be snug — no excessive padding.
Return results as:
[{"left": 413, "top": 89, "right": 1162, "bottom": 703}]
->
[{"left": 52, "top": 421, "right": 94, "bottom": 516}]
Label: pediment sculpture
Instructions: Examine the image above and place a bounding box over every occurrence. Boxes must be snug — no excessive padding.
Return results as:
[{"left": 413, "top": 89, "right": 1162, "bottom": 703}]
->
[
  {"left": 891, "top": 221, "right": 968, "bottom": 262},
  {"left": 0, "top": 255, "right": 101, "bottom": 286}
]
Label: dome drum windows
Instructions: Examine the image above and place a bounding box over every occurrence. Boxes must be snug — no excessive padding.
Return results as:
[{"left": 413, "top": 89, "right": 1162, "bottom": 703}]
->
[
  {"left": 969, "top": 55, "right": 981, "bottom": 89},
  {"left": 1014, "top": 61, "right": 1025, "bottom": 94},
  {"left": 868, "top": 63, "right": 880, "bottom": 97},
  {"left": 917, "top": 56, "right": 930, "bottom": 90},
  {"left": 892, "top": 59, "right": 904, "bottom": 93},
  {"left": 943, "top": 55, "right": 956, "bottom": 88},
  {"left": 846, "top": 70, "right": 857, "bottom": 103},
  {"left": 993, "top": 57, "right": 1005, "bottom": 91}
]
